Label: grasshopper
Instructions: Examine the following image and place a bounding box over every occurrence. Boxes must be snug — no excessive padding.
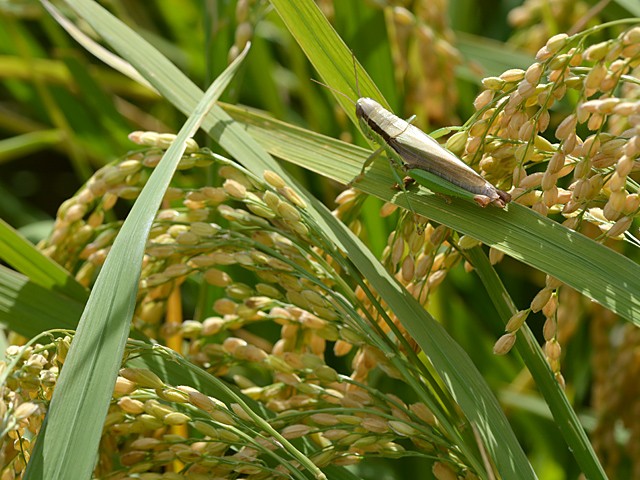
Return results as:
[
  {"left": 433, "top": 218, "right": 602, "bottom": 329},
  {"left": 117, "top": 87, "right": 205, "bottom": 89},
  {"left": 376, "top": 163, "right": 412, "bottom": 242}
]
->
[
  {"left": 315, "top": 55, "right": 511, "bottom": 210},
  {"left": 354, "top": 97, "right": 511, "bottom": 208}
]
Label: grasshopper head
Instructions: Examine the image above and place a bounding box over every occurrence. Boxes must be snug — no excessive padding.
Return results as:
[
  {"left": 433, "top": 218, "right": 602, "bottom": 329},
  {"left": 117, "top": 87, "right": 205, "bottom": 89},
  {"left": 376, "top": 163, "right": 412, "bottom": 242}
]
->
[
  {"left": 496, "top": 189, "right": 511, "bottom": 207},
  {"left": 355, "top": 97, "right": 379, "bottom": 120},
  {"left": 474, "top": 189, "right": 511, "bottom": 208}
]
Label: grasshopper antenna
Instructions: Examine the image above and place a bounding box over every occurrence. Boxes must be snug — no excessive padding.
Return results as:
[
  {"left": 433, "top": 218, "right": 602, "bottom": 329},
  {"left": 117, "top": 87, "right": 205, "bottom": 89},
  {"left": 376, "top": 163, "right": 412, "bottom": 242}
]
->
[
  {"left": 310, "top": 50, "right": 363, "bottom": 106},
  {"left": 351, "top": 50, "right": 361, "bottom": 99},
  {"left": 310, "top": 78, "right": 356, "bottom": 107}
]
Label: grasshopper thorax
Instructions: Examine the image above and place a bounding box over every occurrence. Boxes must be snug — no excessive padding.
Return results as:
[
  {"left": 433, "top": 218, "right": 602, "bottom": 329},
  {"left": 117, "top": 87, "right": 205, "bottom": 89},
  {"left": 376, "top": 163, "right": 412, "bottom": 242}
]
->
[
  {"left": 355, "top": 97, "right": 380, "bottom": 120},
  {"left": 355, "top": 97, "right": 394, "bottom": 144}
]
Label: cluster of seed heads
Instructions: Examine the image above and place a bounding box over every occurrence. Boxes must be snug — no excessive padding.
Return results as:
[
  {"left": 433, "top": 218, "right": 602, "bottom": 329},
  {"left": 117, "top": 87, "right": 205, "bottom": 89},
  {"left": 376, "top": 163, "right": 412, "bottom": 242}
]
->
[
  {"left": 0, "top": 336, "right": 460, "bottom": 478},
  {"left": 334, "top": 24, "right": 640, "bottom": 391},
  {"left": 0, "top": 338, "right": 67, "bottom": 479},
  {"left": 458, "top": 26, "right": 640, "bottom": 234},
  {"left": 335, "top": 191, "right": 462, "bottom": 347},
  {"left": 441, "top": 25, "right": 640, "bottom": 371},
  {"left": 24, "top": 133, "right": 484, "bottom": 477}
]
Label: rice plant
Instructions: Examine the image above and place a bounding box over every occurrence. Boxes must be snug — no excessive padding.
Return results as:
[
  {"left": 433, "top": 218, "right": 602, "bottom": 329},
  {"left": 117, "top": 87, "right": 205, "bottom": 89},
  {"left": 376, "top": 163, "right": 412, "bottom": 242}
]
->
[{"left": 1, "top": 1, "right": 639, "bottom": 479}]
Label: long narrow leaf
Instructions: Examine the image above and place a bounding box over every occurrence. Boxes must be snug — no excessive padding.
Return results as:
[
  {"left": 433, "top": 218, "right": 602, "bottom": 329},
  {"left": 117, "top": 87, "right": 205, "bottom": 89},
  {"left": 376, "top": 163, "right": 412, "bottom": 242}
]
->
[
  {"left": 0, "top": 218, "right": 87, "bottom": 302},
  {"left": 41, "top": 0, "right": 155, "bottom": 91},
  {"left": 466, "top": 247, "right": 606, "bottom": 479},
  {"left": 456, "top": 32, "right": 534, "bottom": 78},
  {"left": 23, "top": 39, "right": 250, "bottom": 480},
  {"left": 0, "top": 265, "right": 82, "bottom": 337}
]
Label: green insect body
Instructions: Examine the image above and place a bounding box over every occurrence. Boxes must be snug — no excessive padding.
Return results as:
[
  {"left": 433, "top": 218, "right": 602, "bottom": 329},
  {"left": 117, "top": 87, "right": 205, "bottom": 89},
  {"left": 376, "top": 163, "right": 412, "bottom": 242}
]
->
[
  {"left": 355, "top": 97, "right": 511, "bottom": 208},
  {"left": 407, "top": 168, "right": 490, "bottom": 203}
]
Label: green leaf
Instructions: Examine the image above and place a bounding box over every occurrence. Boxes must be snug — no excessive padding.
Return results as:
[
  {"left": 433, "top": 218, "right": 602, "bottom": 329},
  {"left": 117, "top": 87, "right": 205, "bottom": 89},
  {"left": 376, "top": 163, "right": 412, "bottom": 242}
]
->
[
  {"left": 0, "top": 265, "right": 82, "bottom": 338},
  {"left": 467, "top": 248, "right": 607, "bottom": 480},
  {"left": 220, "top": 102, "right": 640, "bottom": 328},
  {"left": 269, "top": 0, "right": 389, "bottom": 126},
  {"left": 0, "top": 130, "right": 64, "bottom": 164},
  {"left": 456, "top": 32, "right": 535, "bottom": 79},
  {"left": 23, "top": 31, "right": 250, "bottom": 480},
  {"left": 613, "top": 0, "right": 640, "bottom": 16},
  {"left": 0, "top": 218, "right": 87, "bottom": 302}
]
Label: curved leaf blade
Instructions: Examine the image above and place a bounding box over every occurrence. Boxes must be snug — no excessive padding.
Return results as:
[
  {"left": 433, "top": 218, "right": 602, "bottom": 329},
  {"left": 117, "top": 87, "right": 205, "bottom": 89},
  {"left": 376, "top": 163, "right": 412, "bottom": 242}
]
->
[{"left": 23, "top": 33, "right": 250, "bottom": 480}]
